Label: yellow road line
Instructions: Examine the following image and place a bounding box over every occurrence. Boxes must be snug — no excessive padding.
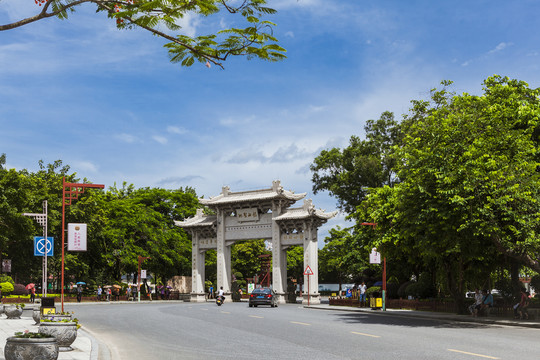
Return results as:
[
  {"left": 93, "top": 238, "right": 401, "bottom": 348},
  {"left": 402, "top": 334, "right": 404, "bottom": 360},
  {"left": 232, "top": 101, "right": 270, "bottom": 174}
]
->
[
  {"left": 351, "top": 331, "right": 380, "bottom": 338},
  {"left": 447, "top": 349, "right": 499, "bottom": 359},
  {"left": 221, "top": 311, "right": 230, "bottom": 314},
  {"left": 290, "top": 321, "right": 311, "bottom": 326},
  {"left": 249, "top": 315, "right": 264, "bottom": 319}
]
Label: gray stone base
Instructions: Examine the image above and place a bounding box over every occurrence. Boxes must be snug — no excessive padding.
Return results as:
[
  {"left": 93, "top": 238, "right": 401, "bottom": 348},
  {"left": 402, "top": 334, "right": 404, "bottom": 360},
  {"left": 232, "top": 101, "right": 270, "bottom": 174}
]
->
[
  {"left": 302, "top": 294, "right": 321, "bottom": 305},
  {"left": 190, "top": 293, "right": 207, "bottom": 302}
]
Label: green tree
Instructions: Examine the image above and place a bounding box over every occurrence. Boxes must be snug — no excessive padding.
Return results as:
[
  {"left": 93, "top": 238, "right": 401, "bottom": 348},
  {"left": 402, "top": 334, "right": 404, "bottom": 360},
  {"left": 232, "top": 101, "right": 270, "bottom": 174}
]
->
[
  {"left": 318, "top": 227, "right": 351, "bottom": 288},
  {"left": 232, "top": 239, "right": 267, "bottom": 281},
  {"left": 310, "top": 111, "right": 401, "bottom": 213},
  {"left": 352, "top": 76, "right": 540, "bottom": 312},
  {"left": 0, "top": 0, "right": 286, "bottom": 69}
]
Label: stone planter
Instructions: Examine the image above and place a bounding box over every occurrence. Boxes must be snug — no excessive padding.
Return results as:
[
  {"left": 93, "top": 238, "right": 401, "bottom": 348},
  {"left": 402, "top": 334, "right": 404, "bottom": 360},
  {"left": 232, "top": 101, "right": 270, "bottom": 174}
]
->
[
  {"left": 33, "top": 309, "right": 41, "bottom": 325},
  {"left": 4, "top": 336, "right": 59, "bottom": 360},
  {"left": 4, "top": 306, "right": 23, "bottom": 319},
  {"left": 38, "top": 322, "right": 77, "bottom": 352}
]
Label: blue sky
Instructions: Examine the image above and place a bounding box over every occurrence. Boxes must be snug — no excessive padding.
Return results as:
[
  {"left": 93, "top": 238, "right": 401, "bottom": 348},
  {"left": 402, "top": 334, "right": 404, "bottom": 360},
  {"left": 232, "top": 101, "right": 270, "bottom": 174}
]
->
[{"left": 2, "top": 0, "right": 540, "bottom": 245}]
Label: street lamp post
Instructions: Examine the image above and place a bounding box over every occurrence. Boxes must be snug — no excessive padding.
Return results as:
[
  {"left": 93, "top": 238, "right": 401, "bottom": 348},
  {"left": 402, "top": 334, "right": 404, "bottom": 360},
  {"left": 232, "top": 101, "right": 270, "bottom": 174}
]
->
[
  {"left": 137, "top": 256, "right": 150, "bottom": 302},
  {"left": 23, "top": 200, "right": 49, "bottom": 297},
  {"left": 61, "top": 177, "right": 104, "bottom": 312},
  {"left": 361, "top": 222, "right": 386, "bottom": 311}
]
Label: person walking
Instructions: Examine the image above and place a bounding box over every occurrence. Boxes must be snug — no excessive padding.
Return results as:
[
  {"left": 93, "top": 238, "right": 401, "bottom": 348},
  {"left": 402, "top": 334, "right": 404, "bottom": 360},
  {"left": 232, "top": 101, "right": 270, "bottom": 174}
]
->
[
  {"left": 97, "top": 286, "right": 102, "bottom": 301},
  {"left": 517, "top": 289, "right": 530, "bottom": 320},
  {"left": 359, "top": 282, "right": 367, "bottom": 307},
  {"left": 76, "top": 285, "right": 83, "bottom": 303},
  {"left": 30, "top": 286, "right": 36, "bottom": 303}
]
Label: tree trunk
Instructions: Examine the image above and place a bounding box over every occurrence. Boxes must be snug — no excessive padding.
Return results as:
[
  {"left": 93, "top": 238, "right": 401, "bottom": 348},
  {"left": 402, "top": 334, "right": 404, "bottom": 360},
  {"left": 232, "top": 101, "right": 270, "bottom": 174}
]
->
[{"left": 445, "top": 258, "right": 467, "bottom": 314}]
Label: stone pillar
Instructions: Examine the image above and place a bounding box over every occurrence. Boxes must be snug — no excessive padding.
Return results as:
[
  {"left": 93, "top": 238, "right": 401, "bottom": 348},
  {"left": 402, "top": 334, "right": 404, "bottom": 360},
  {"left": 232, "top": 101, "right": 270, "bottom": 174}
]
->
[
  {"left": 303, "top": 222, "right": 320, "bottom": 305},
  {"left": 272, "top": 202, "right": 286, "bottom": 303},
  {"left": 191, "top": 233, "right": 206, "bottom": 302},
  {"left": 216, "top": 210, "right": 231, "bottom": 298}
]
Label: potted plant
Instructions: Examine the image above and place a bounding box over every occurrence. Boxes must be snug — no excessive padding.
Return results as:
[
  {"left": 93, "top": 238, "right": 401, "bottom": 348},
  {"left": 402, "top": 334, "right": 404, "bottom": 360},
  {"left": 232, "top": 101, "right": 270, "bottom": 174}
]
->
[
  {"left": 41, "top": 311, "right": 73, "bottom": 322},
  {"left": 39, "top": 318, "right": 79, "bottom": 352},
  {"left": 4, "top": 303, "right": 25, "bottom": 319},
  {"left": 4, "top": 330, "right": 58, "bottom": 360}
]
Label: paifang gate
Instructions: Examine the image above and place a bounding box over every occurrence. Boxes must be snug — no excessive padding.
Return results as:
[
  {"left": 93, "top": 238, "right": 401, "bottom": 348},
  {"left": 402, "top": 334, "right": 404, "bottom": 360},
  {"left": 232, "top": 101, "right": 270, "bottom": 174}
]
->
[{"left": 174, "top": 180, "right": 337, "bottom": 305}]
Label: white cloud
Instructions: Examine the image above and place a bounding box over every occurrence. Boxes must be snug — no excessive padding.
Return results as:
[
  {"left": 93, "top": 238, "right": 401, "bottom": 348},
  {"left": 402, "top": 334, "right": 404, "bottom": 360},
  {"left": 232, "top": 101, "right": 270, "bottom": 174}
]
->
[
  {"left": 72, "top": 160, "right": 98, "bottom": 173},
  {"left": 174, "top": 12, "right": 201, "bottom": 37},
  {"left": 115, "top": 133, "right": 138, "bottom": 143},
  {"left": 488, "top": 42, "right": 512, "bottom": 54},
  {"left": 152, "top": 135, "right": 168, "bottom": 145},
  {"left": 219, "top": 115, "right": 255, "bottom": 127},
  {"left": 285, "top": 31, "right": 294, "bottom": 38},
  {"left": 167, "top": 126, "right": 187, "bottom": 135}
]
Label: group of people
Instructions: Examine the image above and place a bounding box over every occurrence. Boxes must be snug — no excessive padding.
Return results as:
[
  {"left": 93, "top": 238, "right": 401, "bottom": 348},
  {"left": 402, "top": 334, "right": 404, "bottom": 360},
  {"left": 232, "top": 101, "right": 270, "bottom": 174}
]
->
[
  {"left": 96, "top": 285, "right": 121, "bottom": 301},
  {"left": 469, "top": 289, "right": 494, "bottom": 317},
  {"left": 469, "top": 287, "right": 532, "bottom": 320},
  {"left": 342, "top": 282, "right": 368, "bottom": 306}
]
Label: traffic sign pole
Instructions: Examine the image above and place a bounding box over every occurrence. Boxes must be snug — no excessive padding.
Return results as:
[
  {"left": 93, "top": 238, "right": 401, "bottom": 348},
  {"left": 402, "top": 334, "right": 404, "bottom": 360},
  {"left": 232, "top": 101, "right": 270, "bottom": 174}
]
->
[
  {"left": 23, "top": 200, "right": 49, "bottom": 297},
  {"left": 303, "top": 265, "right": 314, "bottom": 306}
]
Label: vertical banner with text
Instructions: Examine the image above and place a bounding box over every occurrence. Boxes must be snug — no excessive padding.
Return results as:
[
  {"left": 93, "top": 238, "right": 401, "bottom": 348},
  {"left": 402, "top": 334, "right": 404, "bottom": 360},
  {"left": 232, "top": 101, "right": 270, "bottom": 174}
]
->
[{"left": 68, "top": 223, "right": 87, "bottom": 251}]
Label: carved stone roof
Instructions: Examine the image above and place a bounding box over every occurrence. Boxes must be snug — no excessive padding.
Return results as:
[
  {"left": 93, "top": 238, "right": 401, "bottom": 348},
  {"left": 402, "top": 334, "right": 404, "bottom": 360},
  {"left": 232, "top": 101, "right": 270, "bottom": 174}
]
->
[
  {"left": 174, "top": 209, "right": 216, "bottom": 228},
  {"left": 199, "top": 180, "right": 305, "bottom": 208},
  {"left": 273, "top": 199, "right": 338, "bottom": 222}
]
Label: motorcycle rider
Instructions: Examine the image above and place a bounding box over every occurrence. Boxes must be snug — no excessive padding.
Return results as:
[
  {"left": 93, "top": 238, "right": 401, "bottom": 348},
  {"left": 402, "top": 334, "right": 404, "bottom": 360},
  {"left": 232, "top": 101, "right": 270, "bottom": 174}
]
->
[{"left": 217, "top": 286, "right": 225, "bottom": 303}]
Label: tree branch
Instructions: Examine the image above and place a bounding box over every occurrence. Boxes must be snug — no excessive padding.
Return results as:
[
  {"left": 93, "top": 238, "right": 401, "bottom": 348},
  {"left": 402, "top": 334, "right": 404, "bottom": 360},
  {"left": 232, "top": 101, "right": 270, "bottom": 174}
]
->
[{"left": 491, "top": 234, "right": 540, "bottom": 272}]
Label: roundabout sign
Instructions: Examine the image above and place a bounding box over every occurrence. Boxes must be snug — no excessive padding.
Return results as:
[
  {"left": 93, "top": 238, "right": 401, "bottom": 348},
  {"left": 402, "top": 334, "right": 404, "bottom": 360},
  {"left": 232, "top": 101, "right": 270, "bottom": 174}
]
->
[{"left": 34, "top": 236, "right": 54, "bottom": 257}]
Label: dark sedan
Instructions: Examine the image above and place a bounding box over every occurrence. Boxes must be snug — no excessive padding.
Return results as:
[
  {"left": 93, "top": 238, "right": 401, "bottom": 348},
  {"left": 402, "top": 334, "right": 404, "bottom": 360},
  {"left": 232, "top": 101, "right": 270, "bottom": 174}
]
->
[{"left": 249, "top": 288, "right": 278, "bottom": 307}]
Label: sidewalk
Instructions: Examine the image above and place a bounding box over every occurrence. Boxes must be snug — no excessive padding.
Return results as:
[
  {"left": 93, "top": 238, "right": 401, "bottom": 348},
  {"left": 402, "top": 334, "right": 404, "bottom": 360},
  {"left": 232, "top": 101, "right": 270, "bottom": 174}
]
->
[
  {"left": 305, "top": 303, "right": 540, "bottom": 329},
  {"left": 0, "top": 306, "right": 97, "bottom": 360}
]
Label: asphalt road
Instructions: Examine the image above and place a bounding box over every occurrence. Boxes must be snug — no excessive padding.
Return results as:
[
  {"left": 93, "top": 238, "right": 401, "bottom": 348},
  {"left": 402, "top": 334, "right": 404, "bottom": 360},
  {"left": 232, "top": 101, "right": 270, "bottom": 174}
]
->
[{"left": 65, "top": 302, "right": 539, "bottom": 360}]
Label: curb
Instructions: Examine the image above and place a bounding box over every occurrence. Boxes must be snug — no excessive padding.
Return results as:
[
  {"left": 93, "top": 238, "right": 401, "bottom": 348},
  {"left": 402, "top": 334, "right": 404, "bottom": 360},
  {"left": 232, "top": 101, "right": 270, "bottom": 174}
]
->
[{"left": 304, "top": 305, "right": 540, "bottom": 329}]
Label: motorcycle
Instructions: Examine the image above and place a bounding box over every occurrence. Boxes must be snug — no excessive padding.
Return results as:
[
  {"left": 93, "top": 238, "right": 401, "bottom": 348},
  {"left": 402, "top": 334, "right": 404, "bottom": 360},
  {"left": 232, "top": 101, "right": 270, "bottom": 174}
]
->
[{"left": 216, "top": 295, "right": 224, "bottom": 306}]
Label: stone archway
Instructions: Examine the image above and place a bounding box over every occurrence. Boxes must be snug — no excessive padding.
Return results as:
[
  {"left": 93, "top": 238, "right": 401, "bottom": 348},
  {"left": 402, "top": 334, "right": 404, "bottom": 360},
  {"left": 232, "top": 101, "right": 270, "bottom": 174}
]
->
[{"left": 175, "top": 180, "right": 336, "bottom": 305}]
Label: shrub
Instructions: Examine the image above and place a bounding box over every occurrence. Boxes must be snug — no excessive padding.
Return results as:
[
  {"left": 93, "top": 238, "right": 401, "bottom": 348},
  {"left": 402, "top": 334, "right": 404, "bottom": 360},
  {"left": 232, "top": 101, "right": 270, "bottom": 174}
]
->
[
  {"left": 0, "top": 275, "right": 14, "bottom": 285},
  {"left": 366, "top": 286, "right": 381, "bottom": 298},
  {"left": 0, "top": 282, "right": 14, "bottom": 295},
  {"left": 386, "top": 282, "right": 400, "bottom": 299},
  {"left": 404, "top": 274, "right": 436, "bottom": 299},
  {"left": 13, "top": 284, "right": 28, "bottom": 296},
  {"left": 398, "top": 281, "right": 414, "bottom": 298}
]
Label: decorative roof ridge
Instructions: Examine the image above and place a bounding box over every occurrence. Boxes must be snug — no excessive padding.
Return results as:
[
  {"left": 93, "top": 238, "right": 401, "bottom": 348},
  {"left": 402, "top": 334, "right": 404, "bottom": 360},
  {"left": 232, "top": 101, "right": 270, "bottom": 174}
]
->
[{"left": 199, "top": 180, "right": 306, "bottom": 205}]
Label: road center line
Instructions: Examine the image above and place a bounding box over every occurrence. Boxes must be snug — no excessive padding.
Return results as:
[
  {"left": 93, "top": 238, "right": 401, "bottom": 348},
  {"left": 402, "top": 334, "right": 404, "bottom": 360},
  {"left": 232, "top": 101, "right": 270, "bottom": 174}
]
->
[
  {"left": 221, "top": 311, "right": 230, "bottom": 314},
  {"left": 290, "top": 321, "right": 311, "bottom": 326},
  {"left": 200, "top": 308, "right": 208, "bottom": 311},
  {"left": 351, "top": 331, "right": 380, "bottom": 338},
  {"left": 249, "top": 315, "right": 264, "bottom": 319},
  {"left": 447, "top": 349, "right": 499, "bottom": 359}
]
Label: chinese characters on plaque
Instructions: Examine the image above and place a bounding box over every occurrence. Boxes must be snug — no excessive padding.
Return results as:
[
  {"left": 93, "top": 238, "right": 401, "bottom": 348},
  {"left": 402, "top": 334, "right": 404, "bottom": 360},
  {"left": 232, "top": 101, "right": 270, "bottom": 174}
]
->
[
  {"left": 236, "top": 208, "right": 259, "bottom": 222},
  {"left": 68, "top": 223, "right": 87, "bottom": 251}
]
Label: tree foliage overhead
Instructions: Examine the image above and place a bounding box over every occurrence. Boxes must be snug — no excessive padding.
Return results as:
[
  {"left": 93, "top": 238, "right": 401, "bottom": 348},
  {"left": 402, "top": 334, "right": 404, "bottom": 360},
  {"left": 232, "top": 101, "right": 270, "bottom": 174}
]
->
[{"left": 0, "top": 0, "right": 286, "bottom": 69}]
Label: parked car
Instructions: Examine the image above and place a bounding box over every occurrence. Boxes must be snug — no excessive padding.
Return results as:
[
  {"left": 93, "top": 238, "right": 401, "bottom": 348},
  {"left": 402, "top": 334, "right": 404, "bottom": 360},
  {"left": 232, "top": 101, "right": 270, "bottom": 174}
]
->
[{"left": 249, "top": 288, "right": 278, "bottom": 308}]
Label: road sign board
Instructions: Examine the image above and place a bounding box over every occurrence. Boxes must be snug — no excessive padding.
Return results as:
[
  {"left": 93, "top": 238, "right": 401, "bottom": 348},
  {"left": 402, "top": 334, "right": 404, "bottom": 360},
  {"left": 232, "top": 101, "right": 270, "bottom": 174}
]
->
[
  {"left": 303, "top": 265, "right": 314, "bottom": 276},
  {"left": 34, "top": 237, "right": 54, "bottom": 257}
]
